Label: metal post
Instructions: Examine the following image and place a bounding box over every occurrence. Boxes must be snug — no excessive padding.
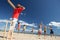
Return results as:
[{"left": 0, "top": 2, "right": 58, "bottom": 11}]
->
[{"left": 3, "top": 20, "right": 8, "bottom": 40}]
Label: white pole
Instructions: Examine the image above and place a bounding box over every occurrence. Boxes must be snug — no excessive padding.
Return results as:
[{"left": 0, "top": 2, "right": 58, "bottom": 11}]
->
[{"left": 3, "top": 20, "right": 8, "bottom": 40}]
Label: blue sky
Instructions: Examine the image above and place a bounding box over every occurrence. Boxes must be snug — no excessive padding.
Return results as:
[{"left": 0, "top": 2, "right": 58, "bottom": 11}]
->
[{"left": 0, "top": 0, "right": 60, "bottom": 35}]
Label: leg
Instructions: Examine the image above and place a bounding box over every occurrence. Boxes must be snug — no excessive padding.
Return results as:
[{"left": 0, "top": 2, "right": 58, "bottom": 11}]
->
[
  {"left": 38, "top": 31, "right": 40, "bottom": 39},
  {"left": 18, "top": 29, "right": 20, "bottom": 33},
  {"left": 22, "top": 28, "right": 25, "bottom": 33},
  {"left": 7, "top": 20, "right": 16, "bottom": 40},
  {"left": 44, "top": 31, "right": 46, "bottom": 39},
  {"left": 38, "top": 34, "right": 40, "bottom": 39}
]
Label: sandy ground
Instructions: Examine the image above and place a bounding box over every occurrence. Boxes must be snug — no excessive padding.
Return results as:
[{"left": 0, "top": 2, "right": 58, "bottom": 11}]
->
[{"left": 0, "top": 31, "right": 60, "bottom": 40}]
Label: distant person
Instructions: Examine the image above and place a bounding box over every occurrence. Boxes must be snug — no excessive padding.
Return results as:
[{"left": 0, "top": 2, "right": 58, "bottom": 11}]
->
[
  {"left": 7, "top": 0, "right": 25, "bottom": 39},
  {"left": 44, "top": 25, "right": 47, "bottom": 39},
  {"left": 17, "top": 22, "right": 21, "bottom": 33},
  {"left": 31, "top": 27, "right": 34, "bottom": 34},
  {"left": 38, "top": 23, "right": 42, "bottom": 39},
  {"left": 22, "top": 25, "right": 26, "bottom": 32},
  {"left": 38, "top": 29, "right": 42, "bottom": 39},
  {"left": 49, "top": 26, "right": 54, "bottom": 37}
]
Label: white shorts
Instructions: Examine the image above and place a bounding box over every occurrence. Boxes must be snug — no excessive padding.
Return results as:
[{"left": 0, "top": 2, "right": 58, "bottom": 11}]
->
[
  {"left": 39, "top": 29, "right": 42, "bottom": 32},
  {"left": 9, "top": 18, "right": 18, "bottom": 31}
]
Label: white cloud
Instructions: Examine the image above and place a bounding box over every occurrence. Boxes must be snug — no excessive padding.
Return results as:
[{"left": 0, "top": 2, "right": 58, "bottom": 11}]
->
[
  {"left": 0, "top": 19, "right": 37, "bottom": 27},
  {"left": 48, "top": 21, "right": 60, "bottom": 28},
  {"left": 19, "top": 20, "right": 37, "bottom": 27},
  {"left": 0, "top": 20, "right": 10, "bottom": 23}
]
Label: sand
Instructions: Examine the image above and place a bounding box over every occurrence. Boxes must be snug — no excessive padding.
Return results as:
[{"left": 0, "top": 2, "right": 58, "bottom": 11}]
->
[{"left": 0, "top": 31, "right": 60, "bottom": 40}]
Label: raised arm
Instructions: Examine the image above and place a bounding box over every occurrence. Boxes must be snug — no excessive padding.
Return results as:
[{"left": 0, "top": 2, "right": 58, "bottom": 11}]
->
[
  {"left": 7, "top": 0, "right": 16, "bottom": 9},
  {"left": 21, "top": 6, "right": 25, "bottom": 10}
]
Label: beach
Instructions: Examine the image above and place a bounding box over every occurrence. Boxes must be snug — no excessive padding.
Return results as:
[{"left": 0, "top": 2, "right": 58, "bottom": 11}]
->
[{"left": 0, "top": 31, "right": 59, "bottom": 40}]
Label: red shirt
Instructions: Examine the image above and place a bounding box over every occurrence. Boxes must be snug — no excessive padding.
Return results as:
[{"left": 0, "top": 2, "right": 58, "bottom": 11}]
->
[{"left": 12, "top": 7, "right": 24, "bottom": 19}]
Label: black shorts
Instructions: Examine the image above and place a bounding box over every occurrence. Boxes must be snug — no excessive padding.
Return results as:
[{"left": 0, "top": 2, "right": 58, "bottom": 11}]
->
[
  {"left": 50, "top": 31, "right": 54, "bottom": 34},
  {"left": 44, "top": 31, "right": 46, "bottom": 32},
  {"left": 44, "top": 31, "right": 46, "bottom": 34}
]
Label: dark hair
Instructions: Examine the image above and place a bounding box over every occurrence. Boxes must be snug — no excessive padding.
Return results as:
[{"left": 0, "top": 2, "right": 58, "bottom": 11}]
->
[
  {"left": 16, "top": 4, "right": 22, "bottom": 8},
  {"left": 16, "top": 6, "right": 20, "bottom": 8}
]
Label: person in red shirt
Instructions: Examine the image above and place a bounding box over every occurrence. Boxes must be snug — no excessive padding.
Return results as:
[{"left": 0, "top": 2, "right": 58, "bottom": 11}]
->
[{"left": 7, "top": 0, "right": 25, "bottom": 40}]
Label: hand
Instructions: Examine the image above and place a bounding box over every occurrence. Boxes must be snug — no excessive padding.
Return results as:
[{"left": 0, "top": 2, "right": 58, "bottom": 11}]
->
[{"left": 23, "top": 7, "right": 25, "bottom": 10}]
